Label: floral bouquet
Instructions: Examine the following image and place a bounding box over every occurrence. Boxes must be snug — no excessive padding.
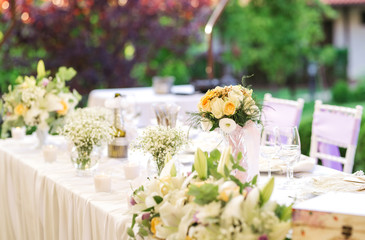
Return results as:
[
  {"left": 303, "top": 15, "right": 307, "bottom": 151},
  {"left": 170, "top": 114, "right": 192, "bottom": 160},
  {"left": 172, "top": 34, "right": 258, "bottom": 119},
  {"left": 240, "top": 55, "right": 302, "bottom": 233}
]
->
[
  {"left": 61, "top": 107, "right": 115, "bottom": 172},
  {"left": 127, "top": 147, "right": 292, "bottom": 240},
  {"left": 1, "top": 60, "right": 81, "bottom": 137},
  {"left": 131, "top": 126, "right": 188, "bottom": 175},
  {"left": 191, "top": 85, "right": 262, "bottom": 182},
  {"left": 193, "top": 85, "right": 260, "bottom": 134}
]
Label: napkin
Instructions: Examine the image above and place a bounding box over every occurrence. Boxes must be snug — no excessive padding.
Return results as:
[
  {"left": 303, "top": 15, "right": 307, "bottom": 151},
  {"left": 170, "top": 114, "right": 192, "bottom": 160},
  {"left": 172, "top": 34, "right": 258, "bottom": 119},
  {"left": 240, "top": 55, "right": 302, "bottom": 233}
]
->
[
  {"left": 311, "top": 172, "right": 365, "bottom": 194},
  {"left": 259, "top": 154, "right": 316, "bottom": 173}
]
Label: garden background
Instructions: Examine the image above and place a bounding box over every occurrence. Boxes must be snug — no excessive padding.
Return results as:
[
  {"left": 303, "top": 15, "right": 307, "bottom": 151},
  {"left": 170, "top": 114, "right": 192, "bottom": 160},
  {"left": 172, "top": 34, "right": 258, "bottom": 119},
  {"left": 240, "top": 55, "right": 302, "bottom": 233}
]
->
[{"left": 1, "top": 0, "right": 365, "bottom": 171}]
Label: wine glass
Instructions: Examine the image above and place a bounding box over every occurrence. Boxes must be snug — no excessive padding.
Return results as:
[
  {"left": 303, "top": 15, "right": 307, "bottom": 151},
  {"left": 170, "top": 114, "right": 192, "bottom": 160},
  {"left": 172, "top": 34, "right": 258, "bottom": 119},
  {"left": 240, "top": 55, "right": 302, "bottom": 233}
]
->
[
  {"left": 260, "top": 125, "right": 280, "bottom": 178},
  {"left": 278, "top": 126, "right": 301, "bottom": 187}
]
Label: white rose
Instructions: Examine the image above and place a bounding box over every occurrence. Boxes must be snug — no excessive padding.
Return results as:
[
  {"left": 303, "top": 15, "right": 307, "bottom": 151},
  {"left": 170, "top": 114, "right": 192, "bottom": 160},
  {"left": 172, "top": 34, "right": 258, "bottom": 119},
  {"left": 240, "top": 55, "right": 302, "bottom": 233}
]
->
[
  {"left": 219, "top": 118, "right": 237, "bottom": 134},
  {"left": 210, "top": 97, "right": 225, "bottom": 119},
  {"left": 228, "top": 87, "right": 244, "bottom": 108}
]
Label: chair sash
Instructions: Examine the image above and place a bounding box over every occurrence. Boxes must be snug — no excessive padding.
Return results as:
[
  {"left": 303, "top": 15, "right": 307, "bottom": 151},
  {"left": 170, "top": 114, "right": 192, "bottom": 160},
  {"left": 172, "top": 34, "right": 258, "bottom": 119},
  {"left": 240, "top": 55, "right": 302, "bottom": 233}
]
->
[
  {"left": 262, "top": 102, "right": 302, "bottom": 127},
  {"left": 312, "top": 110, "right": 361, "bottom": 170}
]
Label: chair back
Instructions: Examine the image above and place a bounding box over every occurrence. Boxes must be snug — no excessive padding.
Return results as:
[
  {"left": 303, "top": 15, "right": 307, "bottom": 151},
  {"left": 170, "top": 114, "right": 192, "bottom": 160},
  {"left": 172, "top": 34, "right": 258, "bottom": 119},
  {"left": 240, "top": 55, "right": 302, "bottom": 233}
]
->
[
  {"left": 261, "top": 93, "right": 304, "bottom": 128},
  {"left": 309, "top": 100, "right": 363, "bottom": 173}
]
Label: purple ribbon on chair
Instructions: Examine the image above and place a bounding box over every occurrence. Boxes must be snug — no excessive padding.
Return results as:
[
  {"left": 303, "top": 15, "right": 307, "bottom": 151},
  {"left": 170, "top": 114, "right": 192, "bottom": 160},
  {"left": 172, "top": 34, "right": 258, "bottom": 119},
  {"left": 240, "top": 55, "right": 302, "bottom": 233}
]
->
[
  {"left": 261, "top": 102, "right": 303, "bottom": 128},
  {"left": 312, "top": 110, "right": 361, "bottom": 171}
]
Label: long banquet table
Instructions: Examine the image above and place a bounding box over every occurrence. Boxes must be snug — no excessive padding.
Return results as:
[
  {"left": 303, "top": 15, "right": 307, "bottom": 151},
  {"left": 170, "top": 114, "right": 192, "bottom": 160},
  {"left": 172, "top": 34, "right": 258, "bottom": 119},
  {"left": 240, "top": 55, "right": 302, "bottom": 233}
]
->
[{"left": 0, "top": 135, "right": 343, "bottom": 240}]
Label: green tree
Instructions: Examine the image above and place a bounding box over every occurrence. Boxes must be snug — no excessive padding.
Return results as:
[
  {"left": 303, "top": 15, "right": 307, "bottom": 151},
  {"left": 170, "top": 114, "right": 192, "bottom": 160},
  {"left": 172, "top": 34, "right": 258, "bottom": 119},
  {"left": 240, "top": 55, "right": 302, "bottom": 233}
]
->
[{"left": 217, "top": 0, "right": 336, "bottom": 84}]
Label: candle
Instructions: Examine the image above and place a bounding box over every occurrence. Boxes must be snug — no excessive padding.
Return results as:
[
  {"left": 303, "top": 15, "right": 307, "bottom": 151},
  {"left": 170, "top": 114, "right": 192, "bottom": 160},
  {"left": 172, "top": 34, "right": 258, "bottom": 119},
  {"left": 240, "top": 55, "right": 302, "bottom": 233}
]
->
[
  {"left": 42, "top": 145, "right": 58, "bottom": 163},
  {"left": 94, "top": 173, "right": 112, "bottom": 192},
  {"left": 123, "top": 162, "right": 140, "bottom": 180},
  {"left": 11, "top": 127, "right": 26, "bottom": 140}
]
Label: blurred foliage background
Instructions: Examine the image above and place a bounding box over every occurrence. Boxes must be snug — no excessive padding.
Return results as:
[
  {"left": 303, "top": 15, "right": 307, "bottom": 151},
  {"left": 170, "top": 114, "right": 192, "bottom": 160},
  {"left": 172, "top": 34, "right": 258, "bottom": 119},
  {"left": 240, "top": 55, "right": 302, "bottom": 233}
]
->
[{"left": 1, "top": 0, "right": 365, "bottom": 171}]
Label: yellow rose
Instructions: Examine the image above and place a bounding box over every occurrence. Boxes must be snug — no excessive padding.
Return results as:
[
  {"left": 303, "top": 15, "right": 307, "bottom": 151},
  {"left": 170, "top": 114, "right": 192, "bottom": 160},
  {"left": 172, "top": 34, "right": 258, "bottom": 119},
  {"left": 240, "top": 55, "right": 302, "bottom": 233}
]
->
[
  {"left": 57, "top": 100, "right": 68, "bottom": 115},
  {"left": 223, "top": 101, "right": 236, "bottom": 116},
  {"left": 150, "top": 217, "right": 162, "bottom": 234},
  {"left": 210, "top": 97, "right": 224, "bottom": 119},
  {"left": 14, "top": 104, "right": 26, "bottom": 116}
]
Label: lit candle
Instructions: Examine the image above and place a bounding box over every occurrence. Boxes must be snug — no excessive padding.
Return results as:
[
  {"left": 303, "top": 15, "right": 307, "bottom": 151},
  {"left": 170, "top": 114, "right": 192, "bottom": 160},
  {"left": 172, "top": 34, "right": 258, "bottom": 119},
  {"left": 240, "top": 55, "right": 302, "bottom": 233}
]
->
[
  {"left": 123, "top": 162, "right": 140, "bottom": 180},
  {"left": 94, "top": 173, "right": 111, "bottom": 192},
  {"left": 42, "top": 145, "right": 58, "bottom": 163},
  {"left": 11, "top": 127, "right": 26, "bottom": 140}
]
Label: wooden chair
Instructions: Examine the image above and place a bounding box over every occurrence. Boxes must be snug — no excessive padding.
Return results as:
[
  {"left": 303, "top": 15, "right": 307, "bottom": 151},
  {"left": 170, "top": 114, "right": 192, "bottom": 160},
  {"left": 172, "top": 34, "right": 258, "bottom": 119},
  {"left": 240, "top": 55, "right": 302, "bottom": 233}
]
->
[
  {"left": 309, "top": 100, "right": 363, "bottom": 173},
  {"left": 261, "top": 93, "right": 305, "bottom": 128}
]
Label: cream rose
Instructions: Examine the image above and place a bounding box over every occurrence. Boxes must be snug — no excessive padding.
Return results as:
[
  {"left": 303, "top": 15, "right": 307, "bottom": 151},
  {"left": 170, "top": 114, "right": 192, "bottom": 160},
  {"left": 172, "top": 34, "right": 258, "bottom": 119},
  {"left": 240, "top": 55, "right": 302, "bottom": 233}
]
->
[{"left": 210, "top": 97, "right": 224, "bottom": 119}]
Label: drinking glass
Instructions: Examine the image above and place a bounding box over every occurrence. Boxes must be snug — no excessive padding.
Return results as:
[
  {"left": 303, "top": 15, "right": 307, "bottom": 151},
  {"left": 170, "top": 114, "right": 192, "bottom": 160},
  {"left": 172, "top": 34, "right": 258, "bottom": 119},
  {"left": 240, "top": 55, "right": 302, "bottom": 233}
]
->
[
  {"left": 260, "top": 125, "right": 280, "bottom": 178},
  {"left": 278, "top": 126, "right": 301, "bottom": 187}
]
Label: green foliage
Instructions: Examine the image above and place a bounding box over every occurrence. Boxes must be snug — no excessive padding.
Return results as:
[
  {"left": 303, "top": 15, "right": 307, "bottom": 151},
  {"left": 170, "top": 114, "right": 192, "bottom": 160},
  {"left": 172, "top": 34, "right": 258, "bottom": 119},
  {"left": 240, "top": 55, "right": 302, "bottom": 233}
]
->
[
  {"left": 217, "top": 0, "right": 335, "bottom": 84},
  {"left": 352, "top": 77, "right": 365, "bottom": 102},
  {"left": 354, "top": 116, "right": 365, "bottom": 172},
  {"left": 188, "top": 183, "right": 219, "bottom": 205},
  {"left": 331, "top": 80, "right": 350, "bottom": 103}
]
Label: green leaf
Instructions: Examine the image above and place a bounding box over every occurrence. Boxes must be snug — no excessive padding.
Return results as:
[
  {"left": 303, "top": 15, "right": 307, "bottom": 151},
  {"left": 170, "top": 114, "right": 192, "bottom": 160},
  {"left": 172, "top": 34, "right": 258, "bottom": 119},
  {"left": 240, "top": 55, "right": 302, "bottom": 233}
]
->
[
  {"left": 236, "top": 152, "right": 243, "bottom": 162},
  {"left": 251, "top": 175, "right": 258, "bottom": 185},
  {"left": 153, "top": 195, "right": 163, "bottom": 204},
  {"left": 127, "top": 227, "right": 135, "bottom": 238},
  {"left": 142, "top": 219, "right": 150, "bottom": 228},
  {"left": 260, "top": 177, "right": 275, "bottom": 206},
  {"left": 209, "top": 149, "right": 221, "bottom": 161},
  {"left": 275, "top": 204, "right": 293, "bottom": 221},
  {"left": 188, "top": 183, "right": 219, "bottom": 205},
  {"left": 57, "top": 67, "right": 77, "bottom": 81},
  {"left": 224, "top": 165, "right": 230, "bottom": 178},
  {"left": 138, "top": 225, "right": 149, "bottom": 237}
]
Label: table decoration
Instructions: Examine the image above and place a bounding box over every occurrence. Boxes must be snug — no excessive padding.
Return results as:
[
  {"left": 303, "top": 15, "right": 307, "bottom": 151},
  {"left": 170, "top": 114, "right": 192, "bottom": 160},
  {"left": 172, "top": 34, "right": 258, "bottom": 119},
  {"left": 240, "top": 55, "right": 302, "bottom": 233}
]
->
[
  {"left": 94, "top": 172, "right": 112, "bottom": 192},
  {"left": 127, "top": 147, "right": 292, "bottom": 240},
  {"left": 131, "top": 125, "right": 188, "bottom": 176},
  {"left": 1, "top": 60, "right": 81, "bottom": 146},
  {"left": 11, "top": 127, "right": 26, "bottom": 140},
  {"left": 123, "top": 162, "right": 141, "bottom": 180},
  {"left": 61, "top": 107, "right": 114, "bottom": 176},
  {"left": 191, "top": 84, "right": 261, "bottom": 182},
  {"left": 105, "top": 93, "right": 129, "bottom": 159},
  {"left": 42, "top": 144, "right": 58, "bottom": 163}
]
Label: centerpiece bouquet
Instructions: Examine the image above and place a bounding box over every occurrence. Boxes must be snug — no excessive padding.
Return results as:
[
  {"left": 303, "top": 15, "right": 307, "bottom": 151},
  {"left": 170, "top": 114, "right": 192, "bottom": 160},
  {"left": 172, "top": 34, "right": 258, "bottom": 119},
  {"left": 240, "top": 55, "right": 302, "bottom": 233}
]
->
[
  {"left": 191, "top": 84, "right": 261, "bottom": 182},
  {"left": 61, "top": 107, "right": 115, "bottom": 175},
  {"left": 1, "top": 60, "right": 81, "bottom": 138},
  {"left": 131, "top": 125, "right": 188, "bottom": 175},
  {"left": 127, "top": 147, "right": 292, "bottom": 240}
]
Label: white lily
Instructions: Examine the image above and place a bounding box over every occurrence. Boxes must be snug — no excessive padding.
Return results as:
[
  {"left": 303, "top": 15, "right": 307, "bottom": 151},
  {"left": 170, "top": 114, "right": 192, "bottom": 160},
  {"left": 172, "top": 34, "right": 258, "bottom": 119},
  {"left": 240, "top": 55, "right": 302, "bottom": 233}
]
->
[
  {"left": 217, "top": 146, "right": 232, "bottom": 176},
  {"left": 242, "top": 187, "right": 260, "bottom": 222}
]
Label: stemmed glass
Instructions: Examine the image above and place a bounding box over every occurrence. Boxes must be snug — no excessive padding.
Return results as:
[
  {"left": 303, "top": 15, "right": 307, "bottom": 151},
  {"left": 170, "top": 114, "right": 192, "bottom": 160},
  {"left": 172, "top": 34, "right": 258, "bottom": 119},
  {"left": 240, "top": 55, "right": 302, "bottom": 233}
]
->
[
  {"left": 278, "top": 126, "right": 301, "bottom": 187},
  {"left": 260, "top": 125, "right": 280, "bottom": 178}
]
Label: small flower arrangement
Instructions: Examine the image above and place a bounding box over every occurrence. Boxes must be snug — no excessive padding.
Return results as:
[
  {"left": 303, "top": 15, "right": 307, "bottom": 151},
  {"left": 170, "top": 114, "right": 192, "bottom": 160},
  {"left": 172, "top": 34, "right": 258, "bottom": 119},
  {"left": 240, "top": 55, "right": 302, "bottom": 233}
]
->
[
  {"left": 61, "top": 107, "right": 114, "bottom": 170},
  {"left": 127, "top": 147, "right": 292, "bottom": 240},
  {"left": 192, "top": 85, "right": 260, "bottom": 134},
  {"left": 131, "top": 126, "right": 188, "bottom": 175},
  {"left": 1, "top": 60, "right": 81, "bottom": 137}
]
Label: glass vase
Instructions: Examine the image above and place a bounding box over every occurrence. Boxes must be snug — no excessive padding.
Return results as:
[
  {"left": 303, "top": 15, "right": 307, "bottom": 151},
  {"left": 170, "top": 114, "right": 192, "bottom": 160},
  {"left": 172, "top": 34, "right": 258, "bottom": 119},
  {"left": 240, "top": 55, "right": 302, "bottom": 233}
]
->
[
  {"left": 71, "top": 145, "right": 101, "bottom": 176},
  {"left": 35, "top": 128, "right": 49, "bottom": 149},
  {"left": 221, "top": 125, "right": 249, "bottom": 182},
  {"left": 147, "top": 155, "right": 166, "bottom": 177}
]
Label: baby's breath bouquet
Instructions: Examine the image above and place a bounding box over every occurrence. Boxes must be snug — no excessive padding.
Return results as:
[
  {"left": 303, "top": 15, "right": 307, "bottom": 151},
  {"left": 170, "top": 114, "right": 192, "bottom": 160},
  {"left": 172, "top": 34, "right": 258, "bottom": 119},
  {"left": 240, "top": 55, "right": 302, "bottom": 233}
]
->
[
  {"left": 1, "top": 60, "right": 81, "bottom": 138},
  {"left": 132, "top": 126, "right": 188, "bottom": 175},
  {"left": 61, "top": 107, "right": 114, "bottom": 173}
]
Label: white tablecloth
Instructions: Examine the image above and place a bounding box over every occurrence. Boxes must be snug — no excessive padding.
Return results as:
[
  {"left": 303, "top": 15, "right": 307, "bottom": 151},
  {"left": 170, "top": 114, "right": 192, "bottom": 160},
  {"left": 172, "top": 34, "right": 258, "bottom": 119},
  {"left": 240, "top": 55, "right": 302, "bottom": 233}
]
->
[
  {"left": 0, "top": 135, "right": 343, "bottom": 240},
  {"left": 87, "top": 85, "right": 204, "bottom": 127}
]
